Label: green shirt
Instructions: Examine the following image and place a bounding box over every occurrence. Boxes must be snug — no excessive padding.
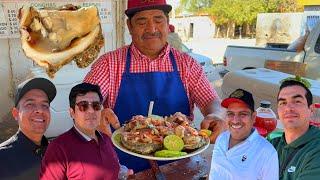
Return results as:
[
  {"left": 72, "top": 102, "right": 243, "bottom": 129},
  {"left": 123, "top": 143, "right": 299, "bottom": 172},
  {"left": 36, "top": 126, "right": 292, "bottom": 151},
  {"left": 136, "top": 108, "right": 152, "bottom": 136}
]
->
[{"left": 270, "top": 126, "right": 320, "bottom": 180}]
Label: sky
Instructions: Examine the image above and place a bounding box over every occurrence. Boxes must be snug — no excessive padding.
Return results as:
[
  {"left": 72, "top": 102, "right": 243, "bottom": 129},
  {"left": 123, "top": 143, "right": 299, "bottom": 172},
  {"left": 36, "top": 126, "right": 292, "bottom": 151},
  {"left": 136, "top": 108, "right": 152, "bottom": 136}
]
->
[{"left": 167, "top": 0, "right": 180, "bottom": 8}]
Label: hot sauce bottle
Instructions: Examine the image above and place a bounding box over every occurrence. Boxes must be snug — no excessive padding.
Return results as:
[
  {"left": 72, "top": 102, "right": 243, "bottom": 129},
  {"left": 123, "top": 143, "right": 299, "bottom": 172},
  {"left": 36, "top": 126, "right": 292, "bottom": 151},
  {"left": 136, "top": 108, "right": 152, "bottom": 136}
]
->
[{"left": 310, "top": 103, "right": 320, "bottom": 127}]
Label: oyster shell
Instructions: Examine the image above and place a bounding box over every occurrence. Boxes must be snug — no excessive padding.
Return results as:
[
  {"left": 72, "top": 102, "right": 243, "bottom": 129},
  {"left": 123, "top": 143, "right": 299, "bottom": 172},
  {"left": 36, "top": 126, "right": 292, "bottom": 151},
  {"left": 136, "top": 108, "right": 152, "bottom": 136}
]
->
[{"left": 19, "top": 5, "right": 104, "bottom": 77}]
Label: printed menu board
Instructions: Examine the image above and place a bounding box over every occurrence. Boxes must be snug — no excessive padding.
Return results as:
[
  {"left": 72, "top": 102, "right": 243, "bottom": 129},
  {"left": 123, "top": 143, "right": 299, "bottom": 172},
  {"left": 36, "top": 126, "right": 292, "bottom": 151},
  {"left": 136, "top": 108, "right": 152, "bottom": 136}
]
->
[{"left": 0, "top": 0, "right": 112, "bottom": 38}]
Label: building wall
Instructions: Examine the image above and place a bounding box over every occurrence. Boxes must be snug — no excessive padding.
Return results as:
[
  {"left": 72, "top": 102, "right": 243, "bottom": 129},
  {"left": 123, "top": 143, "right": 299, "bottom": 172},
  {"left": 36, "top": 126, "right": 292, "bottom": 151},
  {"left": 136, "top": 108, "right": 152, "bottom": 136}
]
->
[
  {"left": 170, "top": 16, "right": 215, "bottom": 41},
  {"left": 256, "top": 11, "right": 320, "bottom": 47}
]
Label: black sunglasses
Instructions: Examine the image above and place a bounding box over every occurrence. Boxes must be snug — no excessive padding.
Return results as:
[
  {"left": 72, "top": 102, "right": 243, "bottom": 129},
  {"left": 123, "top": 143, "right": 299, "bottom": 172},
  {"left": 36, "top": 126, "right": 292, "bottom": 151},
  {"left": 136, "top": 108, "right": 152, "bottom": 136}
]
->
[{"left": 75, "top": 101, "right": 102, "bottom": 112}]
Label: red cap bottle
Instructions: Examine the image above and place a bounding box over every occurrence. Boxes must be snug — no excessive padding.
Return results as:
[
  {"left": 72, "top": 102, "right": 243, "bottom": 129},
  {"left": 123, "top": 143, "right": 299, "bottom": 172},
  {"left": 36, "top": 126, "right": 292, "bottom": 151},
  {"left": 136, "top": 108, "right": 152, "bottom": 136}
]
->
[
  {"left": 310, "top": 103, "right": 320, "bottom": 127},
  {"left": 254, "top": 101, "right": 277, "bottom": 137}
]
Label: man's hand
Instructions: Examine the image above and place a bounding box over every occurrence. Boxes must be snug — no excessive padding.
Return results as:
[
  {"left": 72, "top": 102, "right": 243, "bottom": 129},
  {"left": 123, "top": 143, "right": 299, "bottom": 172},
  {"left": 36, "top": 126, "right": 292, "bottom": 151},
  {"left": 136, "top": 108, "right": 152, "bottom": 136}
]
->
[
  {"left": 98, "top": 108, "right": 120, "bottom": 136},
  {"left": 200, "top": 114, "right": 226, "bottom": 144}
]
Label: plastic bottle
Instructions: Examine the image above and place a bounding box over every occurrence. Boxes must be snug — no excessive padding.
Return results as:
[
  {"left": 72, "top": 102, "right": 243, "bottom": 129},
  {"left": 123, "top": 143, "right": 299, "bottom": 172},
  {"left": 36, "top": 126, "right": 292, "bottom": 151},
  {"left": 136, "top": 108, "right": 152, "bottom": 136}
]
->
[
  {"left": 118, "top": 165, "right": 129, "bottom": 180},
  {"left": 310, "top": 103, "right": 320, "bottom": 127},
  {"left": 254, "top": 101, "right": 277, "bottom": 137}
]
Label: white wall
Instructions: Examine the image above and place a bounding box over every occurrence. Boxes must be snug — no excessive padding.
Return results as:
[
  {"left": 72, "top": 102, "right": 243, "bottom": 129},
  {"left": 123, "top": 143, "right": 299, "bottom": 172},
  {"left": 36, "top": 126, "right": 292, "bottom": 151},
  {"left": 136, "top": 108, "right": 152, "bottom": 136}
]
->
[{"left": 170, "top": 16, "right": 215, "bottom": 41}]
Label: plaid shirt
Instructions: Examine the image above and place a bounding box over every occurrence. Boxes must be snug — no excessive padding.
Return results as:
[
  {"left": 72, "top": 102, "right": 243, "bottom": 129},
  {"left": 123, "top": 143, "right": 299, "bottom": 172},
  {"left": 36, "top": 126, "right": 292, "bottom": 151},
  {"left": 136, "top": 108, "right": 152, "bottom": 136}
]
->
[{"left": 84, "top": 43, "right": 219, "bottom": 119}]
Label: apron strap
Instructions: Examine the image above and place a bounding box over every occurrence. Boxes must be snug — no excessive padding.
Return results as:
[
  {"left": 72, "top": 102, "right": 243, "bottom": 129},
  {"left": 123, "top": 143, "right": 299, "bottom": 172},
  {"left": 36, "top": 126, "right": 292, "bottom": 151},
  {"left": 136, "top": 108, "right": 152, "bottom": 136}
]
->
[
  {"left": 125, "top": 46, "right": 178, "bottom": 73},
  {"left": 169, "top": 51, "right": 178, "bottom": 72},
  {"left": 125, "top": 47, "right": 132, "bottom": 73}
]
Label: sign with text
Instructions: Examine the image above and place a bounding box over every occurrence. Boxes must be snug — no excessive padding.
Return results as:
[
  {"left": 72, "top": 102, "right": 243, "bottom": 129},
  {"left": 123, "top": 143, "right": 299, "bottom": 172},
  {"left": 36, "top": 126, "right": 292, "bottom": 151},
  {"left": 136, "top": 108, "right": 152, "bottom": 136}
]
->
[{"left": 0, "top": 0, "right": 112, "bottom": 38}]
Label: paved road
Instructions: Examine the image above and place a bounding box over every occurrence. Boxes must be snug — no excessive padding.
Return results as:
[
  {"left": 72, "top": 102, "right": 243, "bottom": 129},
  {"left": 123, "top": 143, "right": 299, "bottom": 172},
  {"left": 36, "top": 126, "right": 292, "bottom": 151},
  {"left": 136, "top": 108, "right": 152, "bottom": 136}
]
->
[
  {"left": 185, "top": 38, "right": 255, "bottom": 64},
  {"left": 193, "top": 65, "right": 225, "bottom": 128}
]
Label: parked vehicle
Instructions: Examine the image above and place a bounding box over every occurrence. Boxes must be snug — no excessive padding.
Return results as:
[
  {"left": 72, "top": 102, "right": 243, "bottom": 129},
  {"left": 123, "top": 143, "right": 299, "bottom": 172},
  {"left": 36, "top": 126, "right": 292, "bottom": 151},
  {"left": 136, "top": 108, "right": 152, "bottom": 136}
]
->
[
  {"left": 180, "top": 43, "right": 213, "bottom": 74},
  {"left": 221, "top": 68, "right": 320, "bottom": 113},
  {"left": 221, "top": 21, "right": 320, "bottom": 81},
  {"left": 221, "top": 19, "right": 320, "bottom": 124}
]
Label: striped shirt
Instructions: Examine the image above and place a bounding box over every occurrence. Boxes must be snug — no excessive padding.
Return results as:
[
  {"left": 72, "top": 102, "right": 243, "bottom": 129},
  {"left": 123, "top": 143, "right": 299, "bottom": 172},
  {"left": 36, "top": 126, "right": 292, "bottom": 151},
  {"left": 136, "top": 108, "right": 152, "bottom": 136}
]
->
[{"left": 84, "top": 43, "right": 219, "bottom": 119}]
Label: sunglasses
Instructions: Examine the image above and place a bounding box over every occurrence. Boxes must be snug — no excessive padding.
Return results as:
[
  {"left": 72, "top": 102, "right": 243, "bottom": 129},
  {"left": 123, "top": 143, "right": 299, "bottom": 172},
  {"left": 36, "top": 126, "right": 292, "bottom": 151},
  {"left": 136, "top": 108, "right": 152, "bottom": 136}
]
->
[{"left": 75, "top": 101, "right": 102, "bottom": 112}]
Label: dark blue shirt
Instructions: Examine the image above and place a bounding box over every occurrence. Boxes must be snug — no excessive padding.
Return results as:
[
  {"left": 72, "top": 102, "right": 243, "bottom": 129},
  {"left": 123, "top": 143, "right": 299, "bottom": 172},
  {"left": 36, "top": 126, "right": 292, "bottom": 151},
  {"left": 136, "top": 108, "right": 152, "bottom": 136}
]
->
[{"left": 0, "top": 130, "right": 48, "bottom": 180}]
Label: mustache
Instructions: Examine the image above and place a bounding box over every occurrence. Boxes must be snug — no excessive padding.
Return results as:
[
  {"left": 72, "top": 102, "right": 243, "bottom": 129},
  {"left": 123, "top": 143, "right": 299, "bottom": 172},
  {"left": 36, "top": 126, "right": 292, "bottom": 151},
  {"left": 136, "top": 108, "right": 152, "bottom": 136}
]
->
[{"left": 142, "top": 32, "right": 161, "bottom": 39}]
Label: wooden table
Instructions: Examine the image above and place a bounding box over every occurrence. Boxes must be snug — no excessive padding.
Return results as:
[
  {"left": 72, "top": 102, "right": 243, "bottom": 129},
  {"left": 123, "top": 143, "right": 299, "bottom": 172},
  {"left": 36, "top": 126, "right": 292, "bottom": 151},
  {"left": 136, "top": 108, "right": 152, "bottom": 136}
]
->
[{"left": 128, "top": 144, "right": 214, "bottom": 180}]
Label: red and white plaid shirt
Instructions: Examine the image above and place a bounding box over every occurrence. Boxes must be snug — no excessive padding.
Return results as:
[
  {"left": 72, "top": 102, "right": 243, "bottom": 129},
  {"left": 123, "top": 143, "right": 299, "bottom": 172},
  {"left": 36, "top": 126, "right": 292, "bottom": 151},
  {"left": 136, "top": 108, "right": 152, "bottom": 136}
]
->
[{"left": 84, "top": 43, "right": 219, "bottom": 119}]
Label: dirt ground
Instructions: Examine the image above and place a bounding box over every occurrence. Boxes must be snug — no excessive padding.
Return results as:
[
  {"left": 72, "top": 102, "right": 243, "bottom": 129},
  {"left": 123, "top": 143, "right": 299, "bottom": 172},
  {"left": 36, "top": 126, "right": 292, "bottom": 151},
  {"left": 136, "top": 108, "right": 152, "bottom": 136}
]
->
[{"left": 0, "top": 114, "right": 18, "bottom": 142}]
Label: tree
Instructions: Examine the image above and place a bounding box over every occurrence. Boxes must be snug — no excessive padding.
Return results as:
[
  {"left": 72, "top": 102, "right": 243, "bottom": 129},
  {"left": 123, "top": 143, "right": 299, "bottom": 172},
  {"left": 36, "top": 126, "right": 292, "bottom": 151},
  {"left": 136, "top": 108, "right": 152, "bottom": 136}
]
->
[
  {"left": 206, "top": 0, "right": 266, "bottom": 37},
  {"left": 175, "top": 0, "right": 303, "bottom": 38},
  {"left": 266, "top": 0, "right": 303, "bottom": 12},
  {"left": 178, "top": 0, "right": 212, "bottom": 14}
]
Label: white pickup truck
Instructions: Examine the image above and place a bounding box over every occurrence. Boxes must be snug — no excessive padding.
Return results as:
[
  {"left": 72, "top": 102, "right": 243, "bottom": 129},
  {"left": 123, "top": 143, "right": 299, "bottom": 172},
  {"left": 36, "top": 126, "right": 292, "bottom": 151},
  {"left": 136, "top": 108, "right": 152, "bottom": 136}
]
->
[{"left": 221, "top": 21, "right": 320, "bottom": 81}]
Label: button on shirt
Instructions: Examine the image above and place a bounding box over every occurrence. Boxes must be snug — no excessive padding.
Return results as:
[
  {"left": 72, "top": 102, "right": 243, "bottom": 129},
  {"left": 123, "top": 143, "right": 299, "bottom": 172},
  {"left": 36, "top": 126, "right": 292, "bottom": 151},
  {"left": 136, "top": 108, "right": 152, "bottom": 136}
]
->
[
  {"left": 84, "top": 44, "right": 218, "bottom": 119},
  {"left": 209, "top": 129, "right": 279, "bottom": 180},
  {"left": 0, "top": 130, "right": 48, "bottom": 180},
  {"left": 40, "top": 127, "right": 120, "bottom": 180}
]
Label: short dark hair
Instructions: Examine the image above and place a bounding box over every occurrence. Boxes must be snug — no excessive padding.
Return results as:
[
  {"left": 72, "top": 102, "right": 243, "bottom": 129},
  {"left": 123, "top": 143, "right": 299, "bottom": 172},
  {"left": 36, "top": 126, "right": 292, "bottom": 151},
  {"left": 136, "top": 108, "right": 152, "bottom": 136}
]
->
[
  {"left": 69, "top": 83, "right": 103, "bottom": 109},
  {"left": 278, "top": 80, "right": 313, "bottom": 106}
]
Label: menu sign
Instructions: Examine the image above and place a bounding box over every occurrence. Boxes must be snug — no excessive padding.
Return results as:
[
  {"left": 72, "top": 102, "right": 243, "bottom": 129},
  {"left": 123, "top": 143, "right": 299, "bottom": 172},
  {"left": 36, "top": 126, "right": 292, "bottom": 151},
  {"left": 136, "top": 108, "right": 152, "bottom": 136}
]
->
[{"left": 0, "top": 0, "right": 112, "bottom": 38}]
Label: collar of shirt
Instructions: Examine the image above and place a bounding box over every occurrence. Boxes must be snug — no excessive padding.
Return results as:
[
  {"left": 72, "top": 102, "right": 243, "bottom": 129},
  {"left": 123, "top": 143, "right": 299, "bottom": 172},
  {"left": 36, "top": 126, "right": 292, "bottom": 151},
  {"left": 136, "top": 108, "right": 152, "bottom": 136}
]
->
[
  {"left": 282, "top": 125, "right": 319, "bottom": 149},
  {"left": 16, "top": 130, "right": 48, "bottom": 157},
  {"left": 130, "top": 43, "right": 171, "bottom": 62},
  {"left": 227, "top": 128, "right": 258, "bottom": 149},
  {"left": 73, "top": 125, "right": 103, "bottom": 142},
  {"left": 245, "top": 128, "right": 260, "bottom": 142}
]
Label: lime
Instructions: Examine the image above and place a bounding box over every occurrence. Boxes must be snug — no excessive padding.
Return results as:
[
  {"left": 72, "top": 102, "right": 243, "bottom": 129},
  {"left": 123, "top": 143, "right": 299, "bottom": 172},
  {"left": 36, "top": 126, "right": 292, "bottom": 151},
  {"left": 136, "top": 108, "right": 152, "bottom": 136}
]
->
[
  {"left": 163, "top": 135, "right": 184, "bottom": 151},
  {"left": 154, "top": 150, "right": 187, "bottom": 157},
  {"left": 199, "top": 129, "right": 212, "bottom": 137},
  {"left": 114, "top": 134, "right": 121, "bottom": 143}
]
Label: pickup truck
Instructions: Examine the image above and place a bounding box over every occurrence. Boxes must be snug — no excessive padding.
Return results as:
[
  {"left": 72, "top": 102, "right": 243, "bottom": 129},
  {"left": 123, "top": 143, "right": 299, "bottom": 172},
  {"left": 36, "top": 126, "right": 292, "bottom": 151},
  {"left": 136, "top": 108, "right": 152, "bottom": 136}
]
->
[{"left": 221, "top": 21, "right": 320, "bottom": 81}]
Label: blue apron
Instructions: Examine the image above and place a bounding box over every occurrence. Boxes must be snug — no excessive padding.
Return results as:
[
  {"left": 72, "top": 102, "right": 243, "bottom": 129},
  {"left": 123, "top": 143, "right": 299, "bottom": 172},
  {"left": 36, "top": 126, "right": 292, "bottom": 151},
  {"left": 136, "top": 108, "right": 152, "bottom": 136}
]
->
[{"left": 113, "top": 46, "right": 190, "bottom": 172}]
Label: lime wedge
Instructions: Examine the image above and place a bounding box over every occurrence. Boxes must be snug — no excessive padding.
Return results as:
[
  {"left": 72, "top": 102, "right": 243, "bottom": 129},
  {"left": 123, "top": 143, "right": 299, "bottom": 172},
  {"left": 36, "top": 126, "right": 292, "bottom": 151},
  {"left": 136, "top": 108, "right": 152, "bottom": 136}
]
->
[
  {"left": 154, "top": 150, "right": 187, "bottom": 157},
  {"left": 114, "top": 133, "right": 121, "bottom": 143},
  {"left": 163, "top": 134, "right": 184, "bottom": 151},
  {"left": 199, "top": 129, "right": 212, "bottom": 137}
]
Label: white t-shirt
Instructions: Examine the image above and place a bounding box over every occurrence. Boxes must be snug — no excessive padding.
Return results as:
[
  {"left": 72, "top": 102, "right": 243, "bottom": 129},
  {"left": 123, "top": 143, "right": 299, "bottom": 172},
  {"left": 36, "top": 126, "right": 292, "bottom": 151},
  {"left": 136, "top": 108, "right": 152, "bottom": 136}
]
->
[{"left": 209, "top": 129, "right": 279, "bottom": 180}]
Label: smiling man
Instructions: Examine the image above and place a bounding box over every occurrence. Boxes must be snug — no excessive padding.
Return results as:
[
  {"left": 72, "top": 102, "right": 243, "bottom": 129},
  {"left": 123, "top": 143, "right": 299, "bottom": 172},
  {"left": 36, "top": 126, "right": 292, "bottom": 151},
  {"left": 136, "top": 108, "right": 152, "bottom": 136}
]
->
[
  {"left": 209, "top": 89, "right": 278, "bottom": 180},
  {"left": 0, "top": 78, "right": 56, "bottom": 179},
  {"left": 40, "top": 83, "right": 120, "bottom": 179},
  {"left": 84, "top": 0, "right": 225, "bottom": 172},
  {"left": 270, "top": 79, "right": 320, "bottom": 180}
]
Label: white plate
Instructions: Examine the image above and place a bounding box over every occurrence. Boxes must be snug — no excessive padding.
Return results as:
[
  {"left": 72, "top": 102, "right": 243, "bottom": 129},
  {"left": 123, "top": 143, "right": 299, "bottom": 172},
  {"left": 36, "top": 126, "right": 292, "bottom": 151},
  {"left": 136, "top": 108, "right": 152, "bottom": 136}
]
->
[{"left": 111, "top": 127, "right": 210, "bottom": 161}]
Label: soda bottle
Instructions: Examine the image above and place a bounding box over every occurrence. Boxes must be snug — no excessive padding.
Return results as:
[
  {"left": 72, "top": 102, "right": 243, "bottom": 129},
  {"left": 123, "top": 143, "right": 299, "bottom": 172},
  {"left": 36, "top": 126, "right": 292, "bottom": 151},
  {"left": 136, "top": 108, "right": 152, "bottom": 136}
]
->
[
  {"left": 310, "top": 103, "right": 320, "bottom": 127},
  {"left": 254, "top": 101, "right": 277, "bottom": 137}
]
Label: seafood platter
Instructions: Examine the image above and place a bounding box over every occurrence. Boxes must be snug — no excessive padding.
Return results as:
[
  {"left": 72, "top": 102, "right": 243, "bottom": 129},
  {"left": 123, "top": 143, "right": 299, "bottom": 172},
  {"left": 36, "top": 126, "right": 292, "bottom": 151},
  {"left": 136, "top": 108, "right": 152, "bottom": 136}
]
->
[{"left": 112, "top": 112, "right": 210, "bottom": 161}]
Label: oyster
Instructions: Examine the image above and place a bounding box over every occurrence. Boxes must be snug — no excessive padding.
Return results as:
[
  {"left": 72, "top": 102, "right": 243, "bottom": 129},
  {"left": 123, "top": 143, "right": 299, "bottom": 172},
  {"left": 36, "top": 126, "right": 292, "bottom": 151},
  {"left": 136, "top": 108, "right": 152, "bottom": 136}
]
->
[
  {"left": 19, "top": 5, "right": 104, "bottom": 77},
  {"left": 121, "top": 131, "right": 163, "bottom": 155}
]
